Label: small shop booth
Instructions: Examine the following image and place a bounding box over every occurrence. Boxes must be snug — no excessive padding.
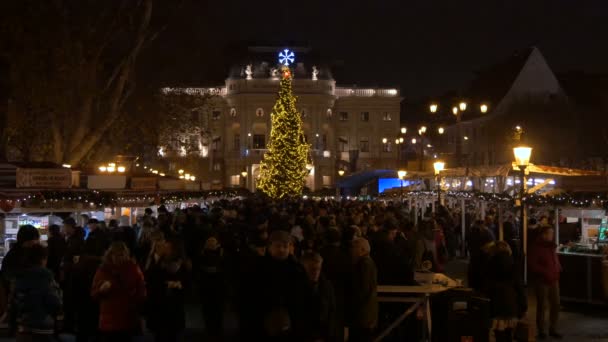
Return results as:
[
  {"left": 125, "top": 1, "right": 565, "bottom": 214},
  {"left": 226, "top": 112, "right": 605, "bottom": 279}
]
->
[{"left": 556, "top": 208, "right": 608, "bottom": 304}]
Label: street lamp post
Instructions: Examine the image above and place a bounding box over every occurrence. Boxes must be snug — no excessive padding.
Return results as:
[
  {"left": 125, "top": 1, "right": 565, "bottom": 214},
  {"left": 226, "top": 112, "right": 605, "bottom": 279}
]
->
[
  {"left": 241, "top": 170, "right": 248, "bottom": 188},
  {"left": 397, "top": 170, "right": 407, "bottom": 202},
  {"left": 513, "top": 145, "right": 532, "bottom": 282},
  {"left": 433, "top": 161, "right": 445, "bottom": 206}
]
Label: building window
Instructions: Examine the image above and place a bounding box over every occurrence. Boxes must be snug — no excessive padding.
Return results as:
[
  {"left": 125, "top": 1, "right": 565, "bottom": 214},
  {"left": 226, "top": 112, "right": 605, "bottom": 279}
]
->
[
  {"left": 212, "top": 111, "right": 221, "bottom": 120},
  {"left": 339, "top": 112, "right": 348, "bottom": 121},
  {"left": 253, "top": 134, "right": 265, "bottom": 149},
  {"left": 213, "top": 163, "right": 221, "bottom": 171},
  {"left": 338, "top": 136, "right": 348, "bottom": 152},
  {"left": 191, "top": 110, "right": 200, "bottom": 122},
  {"left": 230, "top": 108, "right": 237, "bottom": 117},
  {"left": 322, "top": 134, "right": 327, "bottom": 150},
  {"left": 256, "top": 108, "right": 264, "bottom": 117},
  {"left": 233, "top": 134, "right": 240, "bottom": 151},
  {"left": 230, "top": 175, "right": 240, "bottom": 186},
  {"left": 383, "top": 142, "right": 392, "bottom": 152},
  {"left": 360, "top": 138, "right": 369, "bottom": 152},
  {"left": 360, "top": 112, "right": 369, "bottom": 122},
  {"left": 322, "top": 176, "right": 331, "bottom": 186},
  {"left": 326, "top": 109, "right": 333, "bottom": 118},
  {"left": 382, "top": 112, "right": 392, "bottom": 121},
  {"left": 212, "top": 137, "right": 221, "bottom": 151}
]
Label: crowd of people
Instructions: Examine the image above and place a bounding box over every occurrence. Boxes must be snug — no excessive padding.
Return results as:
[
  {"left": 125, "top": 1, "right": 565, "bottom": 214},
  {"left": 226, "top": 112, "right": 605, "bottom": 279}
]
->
[{"left": 0, "top": 198, "right": 562, "bottom": 342}]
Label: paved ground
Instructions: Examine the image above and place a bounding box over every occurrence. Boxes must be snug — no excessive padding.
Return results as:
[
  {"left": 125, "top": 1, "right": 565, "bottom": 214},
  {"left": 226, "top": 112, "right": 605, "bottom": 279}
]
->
[{"left": 445, "top": 259, "right": 608, "bottom": 342}]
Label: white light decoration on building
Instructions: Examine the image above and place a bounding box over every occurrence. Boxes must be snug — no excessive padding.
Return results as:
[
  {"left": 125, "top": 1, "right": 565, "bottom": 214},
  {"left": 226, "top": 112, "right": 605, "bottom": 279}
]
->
[
  {"left": 278, "top": 49, "right": 295, "bottom": 66},
  {"left": 323, "top": 150, "right": 331, "bottom": 158},
  {"left": 179, "top": 146, "right": 187, "bottom": 157},
  {"left": 158, "top": 147, "right": 165, "bottom": 157}
]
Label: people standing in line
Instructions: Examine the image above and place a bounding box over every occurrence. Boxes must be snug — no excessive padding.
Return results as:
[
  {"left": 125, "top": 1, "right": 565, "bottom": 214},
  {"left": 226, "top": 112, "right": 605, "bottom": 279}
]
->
[
  {"left": 528, "top": 226, "right": 562, "bottom": 340},
  {"left": 195, "top": 235, "right": 225, "bottom": 339},
  {"left": 9, "top": 244, "right": 62, "bottom": 342},
  {"left": 91, "top": 242, "right": 146, "bottom": 342},
  {"left": 483, "top": 241, "right": 527, "bottom": 342},
  {"left": 298, "top": 252, "right": 337, "bottom": 341},
  {"left": 144, "top": 237, "right": 189, "bottom": 342},
  {"left": 46, "top": 224, "right": 66, "bottom": 281},
  {"left": 349, "top": 238, "right": 378, "bottom": 342}
]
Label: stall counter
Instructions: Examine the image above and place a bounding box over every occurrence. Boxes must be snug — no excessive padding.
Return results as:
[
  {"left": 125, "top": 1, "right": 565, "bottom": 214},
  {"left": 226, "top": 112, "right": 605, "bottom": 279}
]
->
[{"left": 557, "top": 249, "right": 607, "bottom": 304}]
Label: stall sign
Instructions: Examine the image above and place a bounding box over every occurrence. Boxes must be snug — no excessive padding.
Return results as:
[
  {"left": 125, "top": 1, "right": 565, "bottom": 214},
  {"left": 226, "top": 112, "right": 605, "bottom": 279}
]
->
[
  {"left": 88, "top": 175, "right": 127, "bottom": 189},
  {"left": 18, "top": 216, "right": 48, "bottom": 229},
  {"left": 16, "top": 168, "right": 72, "bottom": 188},
  {"left": 131, "top": 177, "right": 157, "bottom": 190},
  {"left": 159, "top": 179, "right": 185, "bottom": 190}
]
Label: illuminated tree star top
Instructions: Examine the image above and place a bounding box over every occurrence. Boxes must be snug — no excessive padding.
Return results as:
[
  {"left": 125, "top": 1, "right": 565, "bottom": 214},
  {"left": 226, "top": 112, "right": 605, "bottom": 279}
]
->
[{"left": 279, "top": 49, "right": 295, "bottom": 66}]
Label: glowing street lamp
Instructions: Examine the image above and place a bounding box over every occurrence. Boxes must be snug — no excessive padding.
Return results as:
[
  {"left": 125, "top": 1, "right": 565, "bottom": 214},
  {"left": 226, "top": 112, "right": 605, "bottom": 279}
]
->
[
  {"left": 395, "top": 138, "right": 400, "bottom": 144},
  {"left": 338, "top": 169, "right": 345, "bottom": 177},
  {"left": 419, "top": 126, "right": 427, "bottom": 134},
  {"left": 117, "top": 166, "right": 126, "bottom": 173},
  {"left": 411, "top": 138, "right": 417, "bottom": 144},
  {"left": 513, "top": 146, "right": 532, "bottom": 168},
  {"left": 513, "top": 145, "right": 532, "bottom": 282},
  {"left": 438, "top": 127, "right": 445, "bottom": 134},
  {"left": 429, "top": 104, "right": 438, "bottom": 113},
  {"left": 459, "top": 102, "right": 467, "bottom": 111},
  {"left": 178, "top": 169, "right": 184, "bottom": 174},
  {"left": 452, "top": 107, "right": 459, "bottom": 116},
  {"left": 401, "top": 127, "right": 407, "bottom": 134},
  {"left": 382, "top": 137, "right": 388, "bottom": 144},
  {"left": 190, "top": 176, "right": 196, "bottom": 181},
  {"left": 433, "top": 161, "right": 445, "bottom": 205},
  {"left": 397, "top": 170, "right": 407, "bottom": 202},
  {"left": 107, "top": 165, "right": 116, "bottom": 173},
  {"left": 399, "top": 137, "right": 404, "bottom": 143},
  {"left": 99, "top": 166, "right": 107, "bottom": 172},
  {"left": 241, "top": 171, "right": 248, "bottom": 178},
  {"left": 480, "top": 104, "right": 488, "bottom": 113}
]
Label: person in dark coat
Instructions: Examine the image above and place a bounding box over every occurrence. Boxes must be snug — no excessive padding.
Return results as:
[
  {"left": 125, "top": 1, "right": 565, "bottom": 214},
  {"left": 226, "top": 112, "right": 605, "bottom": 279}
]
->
[
  {"left": 144, "top": 237, "right": 190, "bottom": 342},
  {"left": 60, "top": 218, "right": 84, "bottom": 333},
  {"left": 1, "top": 225, "right": 40, "bottom": 334},
  {"left": 46, "top": 224, "right": 66, "bottom": 281},
  {"left": 482, "top": 241, "right": 527, "bottom": 342},
  {"left": 466, "top": 221, "right": 495, "bottom": 291},
  {"left": 249, "top": 230, "right": 309, "bottom": 340},
  {"left": 74, "top": 218, "right": 109, "bottom": 342},
  {"left": 349, "top": 238, "right": 378, "bottom": 342},
  {"left": 298, "top": 252, "right": 337, "bottom": 342},
  {"left": 528, "top": 227, "right": 562, "bottom": 340},
  {"left": 9, "top": 244, "right": 62, "bottom": 342},
  {"left": 371, "top": 225, "right": 414, "bottom": 286},
  {"left": 195, "top": 235, "right": 225, "bottom": 338},
  {"left": 320, "top": 228, "right": 350, "bottom": 341}
]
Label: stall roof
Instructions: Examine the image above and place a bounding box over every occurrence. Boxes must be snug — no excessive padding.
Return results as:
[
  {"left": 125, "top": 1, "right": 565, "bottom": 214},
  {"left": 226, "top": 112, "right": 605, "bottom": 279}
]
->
[{"left": 440, "top": 164, "right": 602, "bottom": 178}]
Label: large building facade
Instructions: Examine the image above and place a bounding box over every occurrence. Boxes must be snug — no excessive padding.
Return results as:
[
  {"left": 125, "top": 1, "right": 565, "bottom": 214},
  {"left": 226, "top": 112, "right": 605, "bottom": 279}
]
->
[{"left": 161, "top": 47, "right": 402, "bottom": 191}]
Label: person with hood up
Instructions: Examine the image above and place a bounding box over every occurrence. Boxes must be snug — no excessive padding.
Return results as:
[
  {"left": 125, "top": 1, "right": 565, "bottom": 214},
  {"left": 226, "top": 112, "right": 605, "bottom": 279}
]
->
[{"left": 10, "top": 244, "right": 62, "bottom": 341}]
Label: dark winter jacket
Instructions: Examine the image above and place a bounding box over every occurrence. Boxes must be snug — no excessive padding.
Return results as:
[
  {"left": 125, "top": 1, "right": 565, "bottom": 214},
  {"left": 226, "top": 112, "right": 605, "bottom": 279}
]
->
[
  {"left": 483, "top": 251, "right": 527, "bottom": 319},
  {"left": 10, "top": 266, "right": 62, "bottom": 335},
  {"left": 350, "top": 255, "right": 378, "bottom": 329},
  {"left": 295, "top": 276, "right": 337, "bottom": 341},
  {"left": 144, "top": 255, "right": 189, "bottom": 334},
  {"left": 46, "top": 235, "right": 67, "bottom": 280},
  {"left": 528, "top": 239, "right": 561, "bottom": 285}
]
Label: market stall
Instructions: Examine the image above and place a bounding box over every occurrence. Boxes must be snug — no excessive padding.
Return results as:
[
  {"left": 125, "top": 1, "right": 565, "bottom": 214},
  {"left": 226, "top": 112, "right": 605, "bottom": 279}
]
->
[{"left": 557, "top": 208, "right": 608, "bottom": 304}]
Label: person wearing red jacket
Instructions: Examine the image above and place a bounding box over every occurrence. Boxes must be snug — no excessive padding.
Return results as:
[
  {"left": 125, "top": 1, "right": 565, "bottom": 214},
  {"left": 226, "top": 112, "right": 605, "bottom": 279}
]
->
[
  {"left": 91, "top": 242, "right": 147, "bottom": 342},
  {"left": 528, "top": 226, "right": 562, "bottom": 340}
]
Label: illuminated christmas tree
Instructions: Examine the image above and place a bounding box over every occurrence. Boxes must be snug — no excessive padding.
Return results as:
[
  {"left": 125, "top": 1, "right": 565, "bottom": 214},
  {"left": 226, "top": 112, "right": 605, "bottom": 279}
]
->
[{"left": 257, "top": 66, "right": 310, "bottom": 199}]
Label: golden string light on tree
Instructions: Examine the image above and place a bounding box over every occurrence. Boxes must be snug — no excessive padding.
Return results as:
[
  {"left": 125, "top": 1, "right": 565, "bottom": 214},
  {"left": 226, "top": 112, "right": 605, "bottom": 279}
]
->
[{"left": 257, "top": 63, "right": 310, "bottom": 199}]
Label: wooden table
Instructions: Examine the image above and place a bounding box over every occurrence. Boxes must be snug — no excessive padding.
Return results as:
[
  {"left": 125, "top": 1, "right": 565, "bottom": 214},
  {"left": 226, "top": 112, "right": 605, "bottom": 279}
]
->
[{"left": 376, "top": 278, "right": 460, "bottom": 341}]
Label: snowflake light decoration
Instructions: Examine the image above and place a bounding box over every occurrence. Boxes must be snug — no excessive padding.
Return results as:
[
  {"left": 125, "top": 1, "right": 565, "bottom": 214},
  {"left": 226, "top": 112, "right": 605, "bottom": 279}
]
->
[{"left": 278, "top": 49, "right": 295, "bottom": 66}]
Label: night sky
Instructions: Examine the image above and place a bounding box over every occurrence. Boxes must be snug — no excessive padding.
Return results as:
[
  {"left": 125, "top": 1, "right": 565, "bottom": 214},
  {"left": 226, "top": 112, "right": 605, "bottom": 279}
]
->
[{"left": 140, "top": 0, "right": 608, "bottom": 99}]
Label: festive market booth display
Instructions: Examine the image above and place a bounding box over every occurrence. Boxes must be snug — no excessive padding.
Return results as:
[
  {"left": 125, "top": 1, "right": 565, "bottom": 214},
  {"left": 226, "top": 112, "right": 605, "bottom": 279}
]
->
[{"left": 556, "top": 208, "right": 608, "bottom": 304}]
